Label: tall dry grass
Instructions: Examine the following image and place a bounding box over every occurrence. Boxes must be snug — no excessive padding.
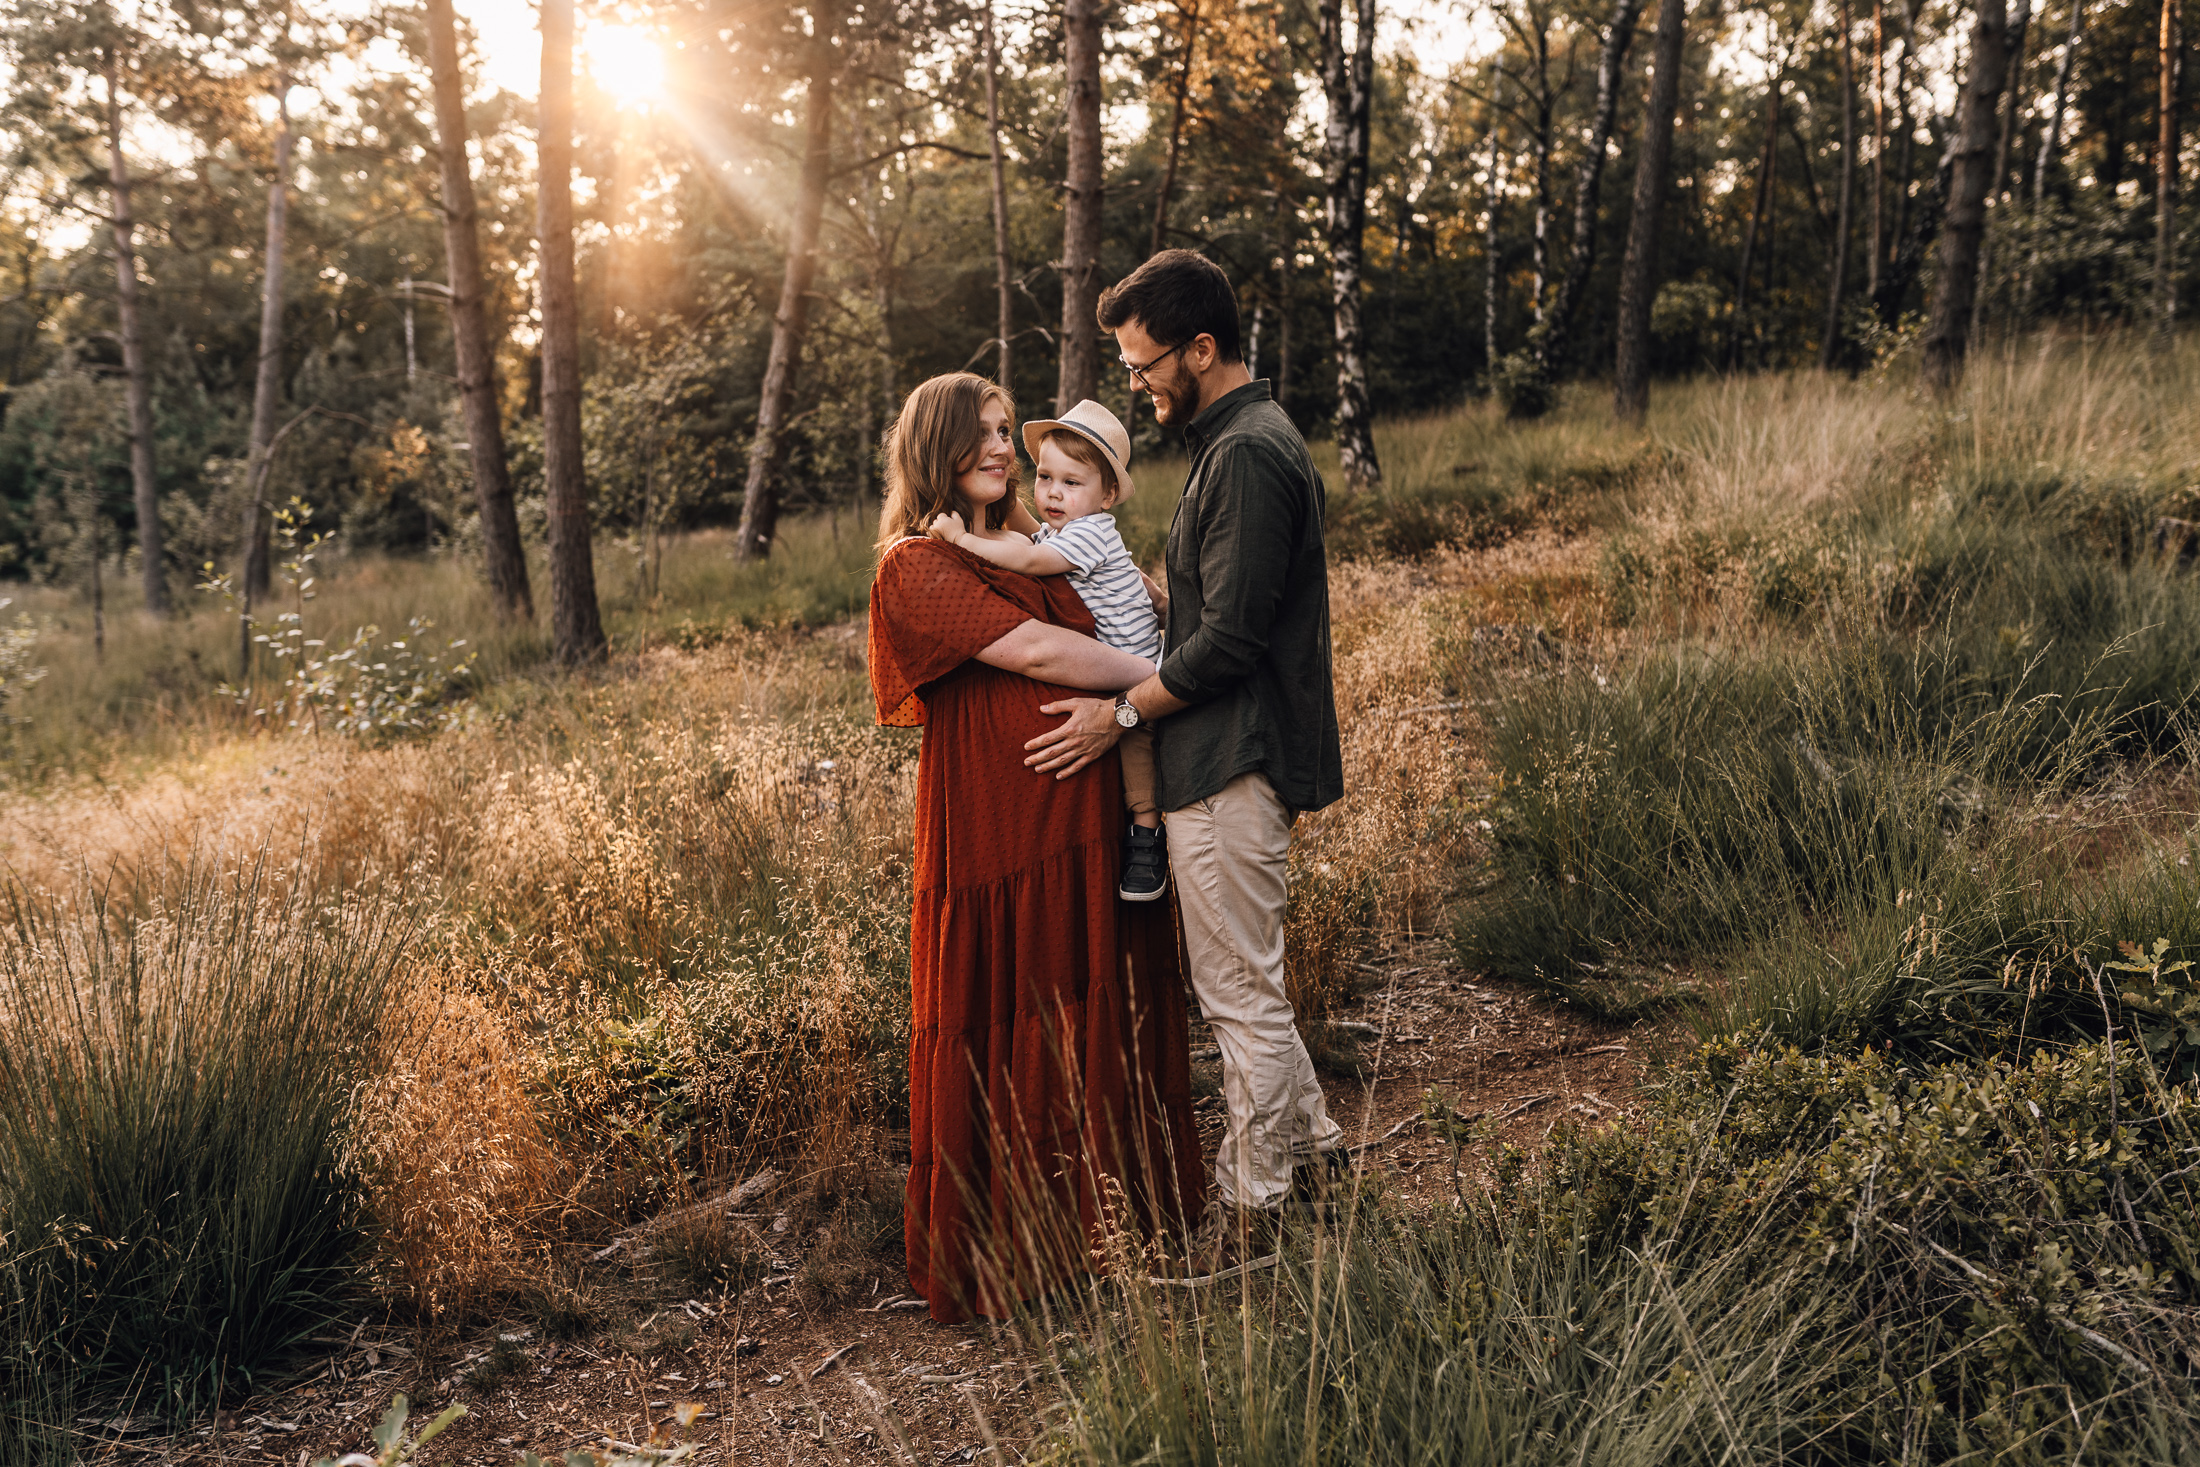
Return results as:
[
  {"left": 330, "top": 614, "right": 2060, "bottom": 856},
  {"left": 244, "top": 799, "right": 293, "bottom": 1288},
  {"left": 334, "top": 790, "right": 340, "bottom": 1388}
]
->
[{"left": 3, "top": 626, "right": 907, "bottom": 1317}]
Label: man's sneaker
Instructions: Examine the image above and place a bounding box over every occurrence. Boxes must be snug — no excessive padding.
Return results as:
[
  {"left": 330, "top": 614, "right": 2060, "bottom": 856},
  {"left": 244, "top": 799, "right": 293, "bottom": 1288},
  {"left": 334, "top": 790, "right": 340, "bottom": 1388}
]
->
[
  {"left": 1120, "top": 823, "right": 1169, "bottom": 902},
  {"left": 1154, "top": 1201, "right": 1283, "bottom": 1283},
  {"left": 1282, "top": 1149, "right": 1354, "bottom": 1222}
]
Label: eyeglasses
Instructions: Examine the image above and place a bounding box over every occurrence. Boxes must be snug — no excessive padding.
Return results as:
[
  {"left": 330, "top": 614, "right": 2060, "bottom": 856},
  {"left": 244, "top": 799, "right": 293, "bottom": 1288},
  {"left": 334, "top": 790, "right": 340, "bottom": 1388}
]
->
[{"left": 1119, "top": 340, "right": 1189, "bottom": 384}]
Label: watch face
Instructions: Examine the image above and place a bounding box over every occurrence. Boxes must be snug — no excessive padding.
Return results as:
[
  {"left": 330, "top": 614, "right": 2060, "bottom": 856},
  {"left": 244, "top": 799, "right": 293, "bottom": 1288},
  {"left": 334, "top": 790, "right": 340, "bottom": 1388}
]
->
[{"left": 1115, "top": 702, "right": 1138, "bottom": 728}]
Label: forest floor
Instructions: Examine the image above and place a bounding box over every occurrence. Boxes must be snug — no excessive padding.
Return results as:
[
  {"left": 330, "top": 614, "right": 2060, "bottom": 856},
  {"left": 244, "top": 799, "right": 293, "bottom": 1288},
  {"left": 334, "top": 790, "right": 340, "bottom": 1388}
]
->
[{"left": 120, "top": 938, "right": 1649, "bottom": 1467}]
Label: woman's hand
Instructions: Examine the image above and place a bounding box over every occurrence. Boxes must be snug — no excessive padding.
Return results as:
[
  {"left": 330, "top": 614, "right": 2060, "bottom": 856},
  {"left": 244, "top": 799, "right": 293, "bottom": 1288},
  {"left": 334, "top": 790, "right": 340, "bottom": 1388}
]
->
[{"left": 927, "top": 510, "right": 969, "bottom": 544}]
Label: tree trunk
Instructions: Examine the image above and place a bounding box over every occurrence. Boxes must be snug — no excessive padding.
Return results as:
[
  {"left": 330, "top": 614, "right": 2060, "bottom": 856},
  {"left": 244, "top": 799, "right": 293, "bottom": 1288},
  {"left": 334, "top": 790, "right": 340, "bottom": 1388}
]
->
[
  {"left": 536, "top": 0, "right": 605, "bottom": 662},
  {"left": 1884, "top": 0, "right": 1922, "bottom": 312},
  {"left": 982, "top": 0, "right": 1013, "bottom": 385},
  {"left": 2155, "top": 0, "right": 2179, "bottom": 345},
  {"left": 1822, "top": 0, "right": 1859, "bottom": 368},
  {"left": 1870, "top": 0, "right": 1886, "bottom": 299},
  {"left": 1922, "top": 0, "right": 2017, "bottom": 391},
  {"left": 1320, "top": 0, "right": 1381, "bottom": 491},
  {"left": 1485, "top": 59, "right": 1505, "bottom": 383},
  {"left": 1727, "top": 52, "right": 1782, "bottom": 370},
  {"left": 1150, "top": 0, "right": 1203, "bottom": 256},
  {"left": 241, "top": 72, "right": 291, "bottom": 613},
  {"left": 1276, "top": 192, "right": 1294, "bottom": 410},
  {"left": 2030, "top": 0, "right": 2085, "bottom": 204},
  {"left": 1529, "top": 22, "right": 1555, "bottom": 328},
  {"left": 1057, "top": 0, "right": 1104, "bottom": 411},
  {"left": 1614, "top": 0, "right": 1689, "bottom": 419},
  {"left": 1972, "top": 1, "right": 2033, "bottom": 339},
  {"left": 735, "top": 1, "right": 839, "bottom": 561},
  {"left": 104, "top": 54, "right": 165, "bottom": 618},
  {"left": 427, "top": 0, "right": 532, "bottom": 618},
  {"left": 1537, "top": 0, "right": 1646, "bottom": 375}
]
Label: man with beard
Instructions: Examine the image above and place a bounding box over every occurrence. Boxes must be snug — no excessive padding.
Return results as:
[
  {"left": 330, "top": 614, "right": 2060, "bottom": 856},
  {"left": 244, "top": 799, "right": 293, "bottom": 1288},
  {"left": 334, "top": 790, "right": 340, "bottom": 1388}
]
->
[{"left": 1021, "top": 249, "right": 1346, "bottom": 1258}]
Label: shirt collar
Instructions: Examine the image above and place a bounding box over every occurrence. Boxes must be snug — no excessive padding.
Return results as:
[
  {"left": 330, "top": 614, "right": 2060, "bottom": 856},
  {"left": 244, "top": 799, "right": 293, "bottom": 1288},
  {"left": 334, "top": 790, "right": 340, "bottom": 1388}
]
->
[{"left": 1184, "top": 379, "right": 1273, "bottom": 452}]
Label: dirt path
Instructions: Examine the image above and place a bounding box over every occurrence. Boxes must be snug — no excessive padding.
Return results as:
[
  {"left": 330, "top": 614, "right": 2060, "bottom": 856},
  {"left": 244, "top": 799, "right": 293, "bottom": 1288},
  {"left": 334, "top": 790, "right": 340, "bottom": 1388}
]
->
[
  {"left": 134, "top": 937, "right": 1641, "bottom": 1467},
  {"left": 127, "top": 532, "right": 1634, "bottom": 1467}
]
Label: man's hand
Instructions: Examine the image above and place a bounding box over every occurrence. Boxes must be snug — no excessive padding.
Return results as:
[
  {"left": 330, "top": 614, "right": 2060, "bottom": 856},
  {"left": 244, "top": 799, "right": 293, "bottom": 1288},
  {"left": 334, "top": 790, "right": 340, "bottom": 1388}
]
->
[
  {"left": 1025, "top": 696, "right": 1123, "bottom": 778},
  {"left": 1139, "top": 566, "right": 1168, "bottom": 621},
  {"left": 927, "top": 510, "right": 969, "bottom": 544}
]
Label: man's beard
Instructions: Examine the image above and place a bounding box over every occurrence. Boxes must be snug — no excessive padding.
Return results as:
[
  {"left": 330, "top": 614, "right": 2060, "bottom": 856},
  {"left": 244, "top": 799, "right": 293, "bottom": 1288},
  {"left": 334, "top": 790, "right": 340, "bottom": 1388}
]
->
[{"left": 1151, "top": 373, "right": 1199, "bottom": 424}]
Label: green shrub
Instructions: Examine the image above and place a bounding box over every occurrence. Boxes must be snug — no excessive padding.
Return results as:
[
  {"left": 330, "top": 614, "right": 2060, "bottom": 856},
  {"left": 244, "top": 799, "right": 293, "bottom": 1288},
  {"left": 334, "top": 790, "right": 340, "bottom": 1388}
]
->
[
  {"left": 1040, "top": 1039, "right": 2200, "bottom": 1465},
  {"left": 1454, "top": 636, "right": 2081, "bottom": 1002},
  {"left": 0, "top": 866, "right": 406, "bottom": 1418}
]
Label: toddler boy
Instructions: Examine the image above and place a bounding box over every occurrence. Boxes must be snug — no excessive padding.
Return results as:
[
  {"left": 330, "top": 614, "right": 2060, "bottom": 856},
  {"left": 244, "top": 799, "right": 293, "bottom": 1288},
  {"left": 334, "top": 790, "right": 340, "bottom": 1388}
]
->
[{"left": 926, "top": 400, "right": 1168, "bottom": 900}]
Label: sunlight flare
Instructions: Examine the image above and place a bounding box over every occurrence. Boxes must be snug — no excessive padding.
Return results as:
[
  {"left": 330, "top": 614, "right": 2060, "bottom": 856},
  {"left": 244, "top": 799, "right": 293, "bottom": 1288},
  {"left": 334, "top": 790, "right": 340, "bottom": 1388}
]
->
[{"left": 582, "top": 23, "right": 667, "bottom": 110}]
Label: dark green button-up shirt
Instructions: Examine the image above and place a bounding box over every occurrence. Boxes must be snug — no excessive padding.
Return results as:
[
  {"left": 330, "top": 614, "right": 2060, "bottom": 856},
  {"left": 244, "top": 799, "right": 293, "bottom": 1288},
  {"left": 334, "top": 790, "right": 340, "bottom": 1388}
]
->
[{"left": 1153, "top": 380, "right": 1344, "bottom": 814}]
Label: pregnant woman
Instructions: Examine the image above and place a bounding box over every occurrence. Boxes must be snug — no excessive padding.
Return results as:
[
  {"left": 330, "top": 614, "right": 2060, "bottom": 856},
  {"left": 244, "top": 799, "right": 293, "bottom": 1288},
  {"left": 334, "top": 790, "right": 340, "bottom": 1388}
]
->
[{"left": 868, "top": 372, "right": 1205, "bottom": 1322}]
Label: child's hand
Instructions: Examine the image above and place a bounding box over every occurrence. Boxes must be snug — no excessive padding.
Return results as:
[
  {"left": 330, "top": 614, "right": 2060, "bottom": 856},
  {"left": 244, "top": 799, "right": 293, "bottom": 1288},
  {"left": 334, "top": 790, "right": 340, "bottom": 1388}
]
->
[
  {"left": 927, "top": 511, "right": 969, "bottom": 544},
  {"left": 1139, "top": 566, "right": 1169, "bottom": 621}
]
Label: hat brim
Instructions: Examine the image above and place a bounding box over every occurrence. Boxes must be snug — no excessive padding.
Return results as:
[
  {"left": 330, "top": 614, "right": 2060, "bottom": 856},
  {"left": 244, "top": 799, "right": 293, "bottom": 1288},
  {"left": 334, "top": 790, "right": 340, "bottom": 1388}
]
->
[{"left": 1022, "top": 418, "right": 1136, "bottom": 503}]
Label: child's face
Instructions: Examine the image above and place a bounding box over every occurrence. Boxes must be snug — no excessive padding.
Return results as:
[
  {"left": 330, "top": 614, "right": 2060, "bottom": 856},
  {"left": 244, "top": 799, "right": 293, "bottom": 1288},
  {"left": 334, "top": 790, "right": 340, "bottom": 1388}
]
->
[
  {"left": 1033, "top": 438, "right": 1116, "bottom": 528},
  {"left": 954, "top": 399, "right": 1015, "bottom": 510}
]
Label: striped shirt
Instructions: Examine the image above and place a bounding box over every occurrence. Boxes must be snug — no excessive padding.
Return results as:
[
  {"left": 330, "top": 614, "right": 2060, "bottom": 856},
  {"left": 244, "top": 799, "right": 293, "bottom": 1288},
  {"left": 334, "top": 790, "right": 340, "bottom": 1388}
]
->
[{"left": 1033, "top": 512, "right": 1162, "bottom": 662}]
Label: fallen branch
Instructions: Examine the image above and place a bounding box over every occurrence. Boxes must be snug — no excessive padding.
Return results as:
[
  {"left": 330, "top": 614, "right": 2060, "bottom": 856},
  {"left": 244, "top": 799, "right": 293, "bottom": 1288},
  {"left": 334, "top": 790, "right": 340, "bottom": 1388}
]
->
[
  {"left": 811, "top": 1343, "right": 859, "bottom": 1380},
  {"left": 1149, "top": 1252, "right": 1283, "bottom": 1288},
  {"left": 590, "top": 1170, "right": 779, "bottom": 1261},
  {"left": 1349, "top": 1114, "right": 1427, "bottom": 1153},
  {"left": 1494, "top": 1092, "right": 1556, "bottom": 1122}
]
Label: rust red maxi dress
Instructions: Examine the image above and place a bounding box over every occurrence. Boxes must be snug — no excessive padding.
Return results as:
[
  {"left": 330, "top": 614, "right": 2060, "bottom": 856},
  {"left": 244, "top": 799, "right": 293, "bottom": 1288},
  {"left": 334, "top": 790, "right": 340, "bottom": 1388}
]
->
[{"left": 869, "top": 535, "right": 1206, "bottom": 1323}]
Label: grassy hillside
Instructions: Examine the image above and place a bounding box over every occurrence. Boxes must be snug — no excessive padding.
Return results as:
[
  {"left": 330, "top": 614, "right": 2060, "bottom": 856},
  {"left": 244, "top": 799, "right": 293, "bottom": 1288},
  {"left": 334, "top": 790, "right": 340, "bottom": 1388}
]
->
[{"left": 7, "top": 332, "right": 2200, "bottom": 1461}]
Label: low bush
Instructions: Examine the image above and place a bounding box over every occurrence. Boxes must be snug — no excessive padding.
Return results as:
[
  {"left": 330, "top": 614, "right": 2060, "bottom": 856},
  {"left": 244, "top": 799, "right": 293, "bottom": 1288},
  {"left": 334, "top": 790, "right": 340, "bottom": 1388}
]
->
[
  {"left": 1041, "top": 1038, "right": 2200, "bottom": 1465},
  {"left": 0, "top": 866, "right": 407, "bottom": 1418},
  {"left": 1455, "top": 634, "right": 2086, "bottom": 1004}
]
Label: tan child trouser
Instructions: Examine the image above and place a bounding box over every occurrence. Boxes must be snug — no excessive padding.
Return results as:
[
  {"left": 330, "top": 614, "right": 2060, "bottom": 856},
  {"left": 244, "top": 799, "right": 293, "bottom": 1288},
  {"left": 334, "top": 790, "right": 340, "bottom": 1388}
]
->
[{"left": 1119, "top": 725, "right": 1158, "bottom": 817}]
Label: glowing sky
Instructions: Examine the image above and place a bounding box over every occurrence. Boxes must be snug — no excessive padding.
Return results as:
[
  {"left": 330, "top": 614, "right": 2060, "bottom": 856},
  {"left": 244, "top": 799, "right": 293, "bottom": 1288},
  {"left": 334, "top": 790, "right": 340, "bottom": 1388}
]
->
[{"left": 453, "top": 0, "right": 1486, "bottom": 105}]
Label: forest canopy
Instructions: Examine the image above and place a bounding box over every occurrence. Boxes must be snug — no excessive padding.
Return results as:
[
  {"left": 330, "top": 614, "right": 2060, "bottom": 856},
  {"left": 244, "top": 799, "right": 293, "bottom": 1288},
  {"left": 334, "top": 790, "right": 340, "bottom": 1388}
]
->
[{"left": 0, "top": 0, "right": 2190, "bottom": 589}]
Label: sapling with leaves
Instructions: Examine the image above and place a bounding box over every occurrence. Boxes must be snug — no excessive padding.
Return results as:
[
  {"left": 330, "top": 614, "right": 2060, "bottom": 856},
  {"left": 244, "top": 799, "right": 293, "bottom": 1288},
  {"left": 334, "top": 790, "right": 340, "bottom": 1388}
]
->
[
  {"left": 2106, "top": 937, "right": 2200, "bottom": 1078},
  {"left": 0, "top": 600, "right": 42, "bottom": 718},
  {"left": 201, "top": 498, "right": 479, "bottom": 741}
]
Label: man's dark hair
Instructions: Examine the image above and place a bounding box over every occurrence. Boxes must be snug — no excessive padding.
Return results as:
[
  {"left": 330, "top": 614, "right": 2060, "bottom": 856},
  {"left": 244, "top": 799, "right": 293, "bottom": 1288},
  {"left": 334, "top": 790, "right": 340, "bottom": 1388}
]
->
[{"left": 1096, "top": 249, "right": 1243, "bottom": 363}]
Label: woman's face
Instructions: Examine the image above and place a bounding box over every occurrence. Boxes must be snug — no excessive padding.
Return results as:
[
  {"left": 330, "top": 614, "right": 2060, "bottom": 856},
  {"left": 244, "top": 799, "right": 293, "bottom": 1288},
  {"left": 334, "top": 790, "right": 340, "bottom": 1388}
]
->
[{"left": 954, "top": 399, "right": 1015, "bottom": 512}]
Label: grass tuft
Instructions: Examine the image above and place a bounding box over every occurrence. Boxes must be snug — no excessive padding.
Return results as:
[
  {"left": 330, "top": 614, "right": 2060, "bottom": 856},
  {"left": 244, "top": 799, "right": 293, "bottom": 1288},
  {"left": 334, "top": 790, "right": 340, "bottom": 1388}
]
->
[{"left": 0, "top": 863, "right": 407, "bottom": 1418}]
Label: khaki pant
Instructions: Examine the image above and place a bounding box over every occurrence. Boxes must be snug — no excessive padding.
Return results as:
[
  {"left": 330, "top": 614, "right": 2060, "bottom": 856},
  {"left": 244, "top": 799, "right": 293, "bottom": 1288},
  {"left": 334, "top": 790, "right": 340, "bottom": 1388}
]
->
[
  {"left": 1166, "top": 770, "right": 1342, "bottom": 1208},
  {"left": 1119, "top": 726, "right": 1158, "bottom": 817}
]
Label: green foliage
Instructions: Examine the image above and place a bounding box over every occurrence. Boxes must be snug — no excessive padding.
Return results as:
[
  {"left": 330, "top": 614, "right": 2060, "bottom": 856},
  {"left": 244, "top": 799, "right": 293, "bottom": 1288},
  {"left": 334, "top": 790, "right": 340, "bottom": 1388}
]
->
[
  {"left": 1647, "top": 280, "right": 1728, "bottom": 371},
  {"left": 1489, "top": 349, "right": 1555, "bottom": 421},
  {"left": 0, "top": 596, "right": 39, "bottom": 714},
  {"left": 1043, "top": 1039, "right": 2200, "bottom": 1466},
  {"left": 310, "top": 1394, "right": 467, "bottom": 1467},
  {"left": 0, "top": 867, "right": 407, "bottom": 1418},
  {"left": 1455, "top": 631, "right": 2097, "bottom": 1003},
  {"left": 198, "top": 498, "right": 481, "bottom": 742}
]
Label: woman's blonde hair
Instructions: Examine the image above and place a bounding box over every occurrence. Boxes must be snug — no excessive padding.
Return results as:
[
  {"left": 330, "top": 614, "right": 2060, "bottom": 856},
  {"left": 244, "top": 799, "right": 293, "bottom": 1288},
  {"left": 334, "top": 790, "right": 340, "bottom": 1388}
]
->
[{"left": 876, "top": 373, "right": 1020, "bottom": 558}]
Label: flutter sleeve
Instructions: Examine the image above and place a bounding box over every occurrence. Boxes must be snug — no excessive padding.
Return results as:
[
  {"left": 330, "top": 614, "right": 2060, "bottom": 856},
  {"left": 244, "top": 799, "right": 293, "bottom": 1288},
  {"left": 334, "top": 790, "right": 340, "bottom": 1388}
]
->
[{"left": 869, "top": 537, "right": 1037, "bottom": 726}]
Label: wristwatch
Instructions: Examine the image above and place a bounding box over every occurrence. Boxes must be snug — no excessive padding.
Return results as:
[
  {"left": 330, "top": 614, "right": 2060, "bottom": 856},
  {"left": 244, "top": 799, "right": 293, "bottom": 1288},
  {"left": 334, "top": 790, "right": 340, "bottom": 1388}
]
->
[{"left": 1114, "top": 693, "right": 1142, "bottom": 729}]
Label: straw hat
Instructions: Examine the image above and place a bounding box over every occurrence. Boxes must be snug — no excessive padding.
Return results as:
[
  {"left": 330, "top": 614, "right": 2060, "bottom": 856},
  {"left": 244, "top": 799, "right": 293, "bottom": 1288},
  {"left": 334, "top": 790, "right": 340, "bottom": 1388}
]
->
[{"left": 1021, "top": 399, "right": 1136, "bottom": 503}]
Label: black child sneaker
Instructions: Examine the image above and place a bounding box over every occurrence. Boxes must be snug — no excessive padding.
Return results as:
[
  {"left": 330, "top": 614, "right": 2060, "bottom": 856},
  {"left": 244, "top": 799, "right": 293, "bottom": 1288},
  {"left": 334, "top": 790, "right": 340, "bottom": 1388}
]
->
[{"left": 1120, "top": 823, "right": 1169, "bottom": 902}]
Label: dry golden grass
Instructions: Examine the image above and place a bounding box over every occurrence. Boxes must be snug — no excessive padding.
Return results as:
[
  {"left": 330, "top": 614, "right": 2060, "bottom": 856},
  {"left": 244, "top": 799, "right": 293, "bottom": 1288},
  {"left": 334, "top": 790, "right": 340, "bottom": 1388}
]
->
[{"left": 351, "top": 966, "right": 562, "bottom": 1323}]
